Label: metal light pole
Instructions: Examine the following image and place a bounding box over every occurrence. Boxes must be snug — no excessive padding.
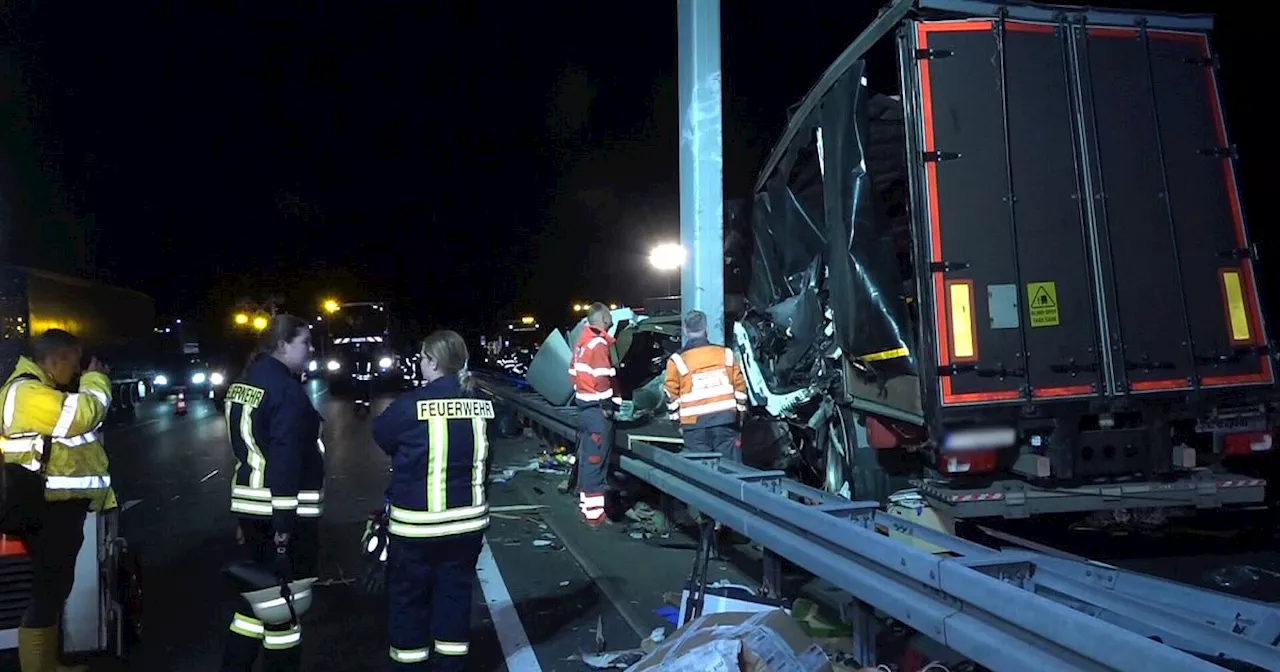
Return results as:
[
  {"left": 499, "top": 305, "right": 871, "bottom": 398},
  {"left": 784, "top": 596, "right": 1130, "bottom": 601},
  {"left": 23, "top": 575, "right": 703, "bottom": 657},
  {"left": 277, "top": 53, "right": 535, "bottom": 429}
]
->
[{"left": 677, "top": 0, "right": 725, "bottom": 343}]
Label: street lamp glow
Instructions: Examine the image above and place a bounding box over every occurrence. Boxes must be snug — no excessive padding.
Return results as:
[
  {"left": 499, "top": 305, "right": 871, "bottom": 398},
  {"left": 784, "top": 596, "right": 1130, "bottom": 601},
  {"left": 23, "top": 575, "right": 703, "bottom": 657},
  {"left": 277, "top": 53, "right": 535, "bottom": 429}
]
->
[
  {"left": 234, "top": 313, "right": 249, "bottom": 325},
  {"left": 323, "top": 299, "right": 340, "bottom": 313},
  {"left": 252, "top": 316, "right": 269, "bottom": 331},
  {"left": 649, "top": 243, "right": 686, "bottom": 271}
]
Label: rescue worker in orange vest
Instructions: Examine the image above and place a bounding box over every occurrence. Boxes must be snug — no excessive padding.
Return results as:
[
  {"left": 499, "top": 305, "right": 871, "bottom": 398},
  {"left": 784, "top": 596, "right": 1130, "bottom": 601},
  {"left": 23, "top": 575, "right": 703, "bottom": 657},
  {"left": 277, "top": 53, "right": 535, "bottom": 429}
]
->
[
  {"left": 568, "top": 303, "right": 620, "bottom": 526},
  {"left": 663, "top": 310, "right": 748, "bottom": 462}
]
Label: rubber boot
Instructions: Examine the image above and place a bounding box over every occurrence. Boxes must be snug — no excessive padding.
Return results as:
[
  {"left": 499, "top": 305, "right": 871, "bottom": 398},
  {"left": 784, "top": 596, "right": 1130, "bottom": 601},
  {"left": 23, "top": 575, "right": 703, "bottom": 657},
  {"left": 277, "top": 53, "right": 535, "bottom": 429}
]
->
[
  {"left": 18, "top": 626, "right": 57, "bottom": 672},
  {"left": 17, "top": 626, "right": 89, "bottom": 672}
]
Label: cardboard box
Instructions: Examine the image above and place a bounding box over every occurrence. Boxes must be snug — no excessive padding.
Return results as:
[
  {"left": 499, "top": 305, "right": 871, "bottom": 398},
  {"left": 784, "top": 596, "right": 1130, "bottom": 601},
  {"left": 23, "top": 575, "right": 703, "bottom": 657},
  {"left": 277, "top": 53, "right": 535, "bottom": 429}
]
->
[{"left": 629, "top": 609, "right": 832, "bottom": 672}]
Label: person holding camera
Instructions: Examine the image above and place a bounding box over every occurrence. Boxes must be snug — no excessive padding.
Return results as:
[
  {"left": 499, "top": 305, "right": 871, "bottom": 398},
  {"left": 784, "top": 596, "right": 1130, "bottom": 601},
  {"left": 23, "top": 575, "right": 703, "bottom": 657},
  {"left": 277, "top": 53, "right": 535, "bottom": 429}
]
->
[
  {"left": 220, "top": 315, "right": 325, "bottom": 672},
  {"left": 0, "top": 328, "right": 114, "bottom": 672}
]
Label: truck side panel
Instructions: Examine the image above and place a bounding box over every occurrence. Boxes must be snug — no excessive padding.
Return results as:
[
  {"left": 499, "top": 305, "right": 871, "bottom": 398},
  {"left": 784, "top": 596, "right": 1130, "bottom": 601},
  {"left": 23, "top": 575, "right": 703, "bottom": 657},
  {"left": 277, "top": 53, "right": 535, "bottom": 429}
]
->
[
  {"left": 1079, "top": 28, "right": 1272, "bottom": 393},
  {"left": 916, "top": 20, "right": 1102, "bottom": 407}
]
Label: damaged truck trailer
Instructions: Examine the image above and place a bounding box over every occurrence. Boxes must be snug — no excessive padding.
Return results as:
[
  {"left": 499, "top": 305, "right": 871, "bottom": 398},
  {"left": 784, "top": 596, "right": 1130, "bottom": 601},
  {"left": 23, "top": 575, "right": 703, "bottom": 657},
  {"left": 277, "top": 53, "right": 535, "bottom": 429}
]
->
[{"left": 737, "top": 0, "right": 1274, "bottom": 525}]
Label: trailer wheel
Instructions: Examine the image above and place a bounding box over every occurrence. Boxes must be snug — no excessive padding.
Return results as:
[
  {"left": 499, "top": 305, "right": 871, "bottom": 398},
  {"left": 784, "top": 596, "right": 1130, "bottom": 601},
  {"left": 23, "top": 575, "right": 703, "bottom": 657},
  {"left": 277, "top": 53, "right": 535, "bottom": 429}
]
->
[{"left": 821, "top": 406, "right": 905, "bottom": 504}]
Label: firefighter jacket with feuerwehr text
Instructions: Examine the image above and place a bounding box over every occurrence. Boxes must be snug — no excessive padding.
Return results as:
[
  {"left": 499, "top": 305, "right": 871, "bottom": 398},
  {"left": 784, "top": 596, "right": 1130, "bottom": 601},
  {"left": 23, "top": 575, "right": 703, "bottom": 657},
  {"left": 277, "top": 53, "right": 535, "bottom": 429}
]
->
[
  {"left": 372, "top": 375, "right": 493, "bottom": 540},
  {"left": 0, "top": 356, "right": 116, "bottom": 510},
  {"left": 569, "top": 326, "right": 621, "bottom": 409},
  {"left": 225, "top": 355, "right": 325, "bottom": 534},
  {"left": 663, "top": 338, "right": 748, "bottom": 428}
]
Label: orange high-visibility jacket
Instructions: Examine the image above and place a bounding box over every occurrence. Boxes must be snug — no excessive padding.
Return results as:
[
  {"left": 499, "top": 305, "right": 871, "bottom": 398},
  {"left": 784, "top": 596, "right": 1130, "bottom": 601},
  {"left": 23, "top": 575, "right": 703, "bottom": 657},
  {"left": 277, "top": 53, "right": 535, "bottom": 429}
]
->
[
  {"left": 663, "top": 341, "right": 747, "bottom": 427},
  {"left": 569, "top": 326, "right": 621, "bottom": 407}
]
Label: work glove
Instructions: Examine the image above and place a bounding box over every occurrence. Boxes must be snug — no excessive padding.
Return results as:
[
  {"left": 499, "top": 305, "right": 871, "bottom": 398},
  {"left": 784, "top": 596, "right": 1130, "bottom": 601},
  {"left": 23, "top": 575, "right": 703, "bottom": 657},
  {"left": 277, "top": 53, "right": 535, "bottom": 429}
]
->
[{"left": 360, "top": 508, "right": 390, "bottom": 594}]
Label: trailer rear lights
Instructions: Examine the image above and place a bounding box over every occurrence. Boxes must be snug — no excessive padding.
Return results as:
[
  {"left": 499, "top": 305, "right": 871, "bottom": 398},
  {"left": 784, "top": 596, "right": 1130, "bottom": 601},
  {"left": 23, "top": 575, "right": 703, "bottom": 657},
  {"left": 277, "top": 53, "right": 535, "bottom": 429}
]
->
[
  {"left": 1222, "top": 431, "right": 1274, "bottom": 456},
  {"left": 946, "top": 280, "right": 977, "bottom": 360},
  {"left": 1218, "top": 269, "right": 1252, "bottom": 343},
  {"left": 942, "top": 427, "right": 1016, "bottom": 452},
  {"left": 940, "top": 449, "right": 998, "bottom": 475}
]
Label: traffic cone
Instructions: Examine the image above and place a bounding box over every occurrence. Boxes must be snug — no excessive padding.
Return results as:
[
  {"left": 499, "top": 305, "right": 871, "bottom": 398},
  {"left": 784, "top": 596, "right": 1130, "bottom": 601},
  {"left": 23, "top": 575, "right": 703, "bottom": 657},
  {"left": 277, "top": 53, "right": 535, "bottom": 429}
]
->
[{"left": 175, "top": 391, "right": 188, "bottom": 416}]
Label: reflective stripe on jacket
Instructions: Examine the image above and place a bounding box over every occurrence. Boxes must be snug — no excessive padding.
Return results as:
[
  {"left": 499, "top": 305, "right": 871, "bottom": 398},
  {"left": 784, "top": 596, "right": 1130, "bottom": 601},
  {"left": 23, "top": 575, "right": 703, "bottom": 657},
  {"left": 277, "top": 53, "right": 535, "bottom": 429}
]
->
[
  {"left": 373, "top": 375, "right": 492, "bottom": 540},
  {"left": 0, "top": 356, "right": 115, "bottom": 510},
  {"left": 663, "top": 341, "right": 748, "bottom": 428},
  {"left": 569, "top": 327, "right": 621, "bottom": 407}
]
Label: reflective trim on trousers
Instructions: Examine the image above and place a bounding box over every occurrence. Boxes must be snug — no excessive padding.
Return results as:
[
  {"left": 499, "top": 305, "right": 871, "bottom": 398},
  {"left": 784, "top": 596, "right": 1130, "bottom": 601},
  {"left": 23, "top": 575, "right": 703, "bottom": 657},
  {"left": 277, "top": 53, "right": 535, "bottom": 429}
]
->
[
  {"left": 579, "top": 492, "right": 605, "bottom": 521},
  {"left": 229, "top": 612, "right": 265, "bottom": 640},
  {"left": 390, "top": 646, "right": 429, "bottom": 663},
  {"left": 263, "top": 624, "right": 301, "bottom": 650},
  {"left": 434, "top": 640, "right": 468, "bottom": 656}
]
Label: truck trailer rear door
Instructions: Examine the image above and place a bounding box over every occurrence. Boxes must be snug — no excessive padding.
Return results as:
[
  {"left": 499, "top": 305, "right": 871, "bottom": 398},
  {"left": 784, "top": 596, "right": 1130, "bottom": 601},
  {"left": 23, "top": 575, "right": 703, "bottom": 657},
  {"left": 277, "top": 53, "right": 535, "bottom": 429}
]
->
[
  {"left": 1076, "top": 25, "right": 1273, "bottom": 394},
  {"left": 904, "top": 14, "right": 1271, "bottom": 411}
]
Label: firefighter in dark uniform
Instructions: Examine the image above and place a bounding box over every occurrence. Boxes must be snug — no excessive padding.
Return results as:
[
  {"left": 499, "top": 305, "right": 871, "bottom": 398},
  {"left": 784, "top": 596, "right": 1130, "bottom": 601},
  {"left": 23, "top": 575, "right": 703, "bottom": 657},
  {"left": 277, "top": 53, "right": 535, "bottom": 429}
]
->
[
  {"left": 372, "top": 329, "right": 492, "bottom": 670},
  {"left": 221, "top": 315, "right": 326, "bottom": 672}
]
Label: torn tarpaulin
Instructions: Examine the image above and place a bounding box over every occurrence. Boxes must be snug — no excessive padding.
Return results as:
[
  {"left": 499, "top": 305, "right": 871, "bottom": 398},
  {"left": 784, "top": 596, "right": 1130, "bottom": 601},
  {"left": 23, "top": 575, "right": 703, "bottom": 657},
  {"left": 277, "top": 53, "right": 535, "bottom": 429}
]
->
[{"left": 743, "top": 59, "right": 920, "bottom": 421}]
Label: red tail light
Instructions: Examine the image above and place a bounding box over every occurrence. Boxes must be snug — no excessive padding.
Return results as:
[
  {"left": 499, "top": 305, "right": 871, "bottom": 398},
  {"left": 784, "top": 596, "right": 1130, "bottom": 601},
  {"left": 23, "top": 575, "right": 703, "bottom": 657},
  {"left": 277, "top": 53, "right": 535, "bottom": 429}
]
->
[
  {"left": 938, "top": 449, "right": 999, "bottom": 475},
  {"left": 1222, "top": 431, "right": 1274, "bottom": 456}
]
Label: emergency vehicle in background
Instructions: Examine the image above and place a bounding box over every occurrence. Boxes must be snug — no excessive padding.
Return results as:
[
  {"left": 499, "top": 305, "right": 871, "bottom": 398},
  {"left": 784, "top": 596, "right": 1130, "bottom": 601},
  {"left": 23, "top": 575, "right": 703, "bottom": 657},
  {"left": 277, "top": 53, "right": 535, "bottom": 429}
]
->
[
  {"left": 498, "top": 0, "right": 1277, "bottom": 533},
  {"left": 317, "top": 301, "right": 410, "bottom": 397},
  {"left": 0, "top": 266, "right": 145, "bottom": 658},
  {"left": 479, "top": 316, "right": 545, "bottom": 378}
]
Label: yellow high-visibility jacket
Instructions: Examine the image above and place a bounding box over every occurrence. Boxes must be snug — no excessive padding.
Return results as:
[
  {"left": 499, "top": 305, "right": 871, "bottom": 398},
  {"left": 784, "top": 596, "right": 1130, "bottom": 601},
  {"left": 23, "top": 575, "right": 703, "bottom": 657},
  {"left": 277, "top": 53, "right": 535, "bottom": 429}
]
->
[{"left": 0, "top": 356, "right": 116, "bottom": 511}]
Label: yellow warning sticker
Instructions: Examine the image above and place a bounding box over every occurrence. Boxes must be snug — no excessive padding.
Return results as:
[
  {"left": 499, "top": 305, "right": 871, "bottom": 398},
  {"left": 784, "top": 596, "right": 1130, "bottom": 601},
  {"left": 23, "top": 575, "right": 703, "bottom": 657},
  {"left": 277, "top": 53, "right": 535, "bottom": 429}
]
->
[{"left": 1027, "top": 282, "right": 1060, "bottom": 328}]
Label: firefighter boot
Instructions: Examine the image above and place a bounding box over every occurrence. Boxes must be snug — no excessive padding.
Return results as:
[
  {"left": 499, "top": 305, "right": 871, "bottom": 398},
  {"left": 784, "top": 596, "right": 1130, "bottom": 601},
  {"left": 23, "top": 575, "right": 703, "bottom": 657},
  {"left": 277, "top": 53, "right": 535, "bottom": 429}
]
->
[{"left": 18, "top": 626, "right": 89, "bottom": 672}]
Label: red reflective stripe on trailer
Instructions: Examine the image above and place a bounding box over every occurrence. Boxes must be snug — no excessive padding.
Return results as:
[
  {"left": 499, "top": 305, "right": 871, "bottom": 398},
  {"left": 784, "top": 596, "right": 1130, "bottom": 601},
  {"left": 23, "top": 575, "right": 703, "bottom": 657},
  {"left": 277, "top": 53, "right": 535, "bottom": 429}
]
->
[{"left": 1033, "top": 385, "right": 1093, "bottom": 398}]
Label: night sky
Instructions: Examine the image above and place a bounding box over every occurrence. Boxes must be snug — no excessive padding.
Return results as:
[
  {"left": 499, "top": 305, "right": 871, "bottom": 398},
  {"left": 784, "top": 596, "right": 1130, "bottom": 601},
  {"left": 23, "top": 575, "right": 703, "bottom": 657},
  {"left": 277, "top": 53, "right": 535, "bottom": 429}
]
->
[{"left": 0, "top": 1, "right": 1268, "bottom": 331}]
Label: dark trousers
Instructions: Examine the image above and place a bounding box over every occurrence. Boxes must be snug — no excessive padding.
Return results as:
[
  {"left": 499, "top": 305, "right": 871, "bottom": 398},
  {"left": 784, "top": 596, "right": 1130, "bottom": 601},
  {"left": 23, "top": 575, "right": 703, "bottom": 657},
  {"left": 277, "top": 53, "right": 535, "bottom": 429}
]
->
[
  {"left": 683, "top": 424, "right": 742, "bottom": 464},
  {"left": 21, "top": 499, "right": 90, "bottom": 628},
  {"left": 387, "top": 532, "right": 483, "bottom": 671},
  {"left": 221, "top": 518, "right": 320, "bottom": 672},
  {"left": 575, "top": 406, "right": 614, "bottom": 523}
]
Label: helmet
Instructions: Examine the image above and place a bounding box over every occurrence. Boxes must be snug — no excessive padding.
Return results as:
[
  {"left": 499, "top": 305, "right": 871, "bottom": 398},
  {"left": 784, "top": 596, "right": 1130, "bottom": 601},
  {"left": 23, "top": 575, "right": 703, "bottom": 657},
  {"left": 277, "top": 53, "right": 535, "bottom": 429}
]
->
[{"left": 240, "top": 577, "right": 318, "bottom": 625}]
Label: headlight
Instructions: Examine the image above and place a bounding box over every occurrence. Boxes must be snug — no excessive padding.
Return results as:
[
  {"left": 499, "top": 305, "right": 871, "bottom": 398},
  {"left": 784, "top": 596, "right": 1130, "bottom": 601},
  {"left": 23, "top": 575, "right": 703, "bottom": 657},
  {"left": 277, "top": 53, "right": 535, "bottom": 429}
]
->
[
  {"left": 378, "top": 356, "right": 394, "bottom": 369},
  {"left": 308, "top": 360, "right": 318, "bottom": 372},
  {"left": 210, "top": 372, "right": 225, "bottom": 386},
  {"left": 191, "top": 372, "right": 207, "bottom": 385},
  {"left": 154, "top": 374, "right": 168, "bottom": 386},
  {"left": 326, "top": 360, "right": 341, "bottom": 372}
]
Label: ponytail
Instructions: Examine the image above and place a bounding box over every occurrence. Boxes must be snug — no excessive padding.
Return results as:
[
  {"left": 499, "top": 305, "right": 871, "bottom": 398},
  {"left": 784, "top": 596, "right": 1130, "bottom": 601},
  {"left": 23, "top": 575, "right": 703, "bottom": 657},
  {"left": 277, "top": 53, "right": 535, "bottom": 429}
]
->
[{"left": 458, "top": 360, "right": 475, "bottom": 394}]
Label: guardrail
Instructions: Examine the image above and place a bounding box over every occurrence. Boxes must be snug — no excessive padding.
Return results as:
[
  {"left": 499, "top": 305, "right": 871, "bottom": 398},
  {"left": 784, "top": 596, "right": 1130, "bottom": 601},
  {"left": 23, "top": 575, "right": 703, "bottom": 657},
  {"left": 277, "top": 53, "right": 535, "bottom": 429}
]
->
[{"left": 478, "top": 376, "right": 1280, "bottom": 672}]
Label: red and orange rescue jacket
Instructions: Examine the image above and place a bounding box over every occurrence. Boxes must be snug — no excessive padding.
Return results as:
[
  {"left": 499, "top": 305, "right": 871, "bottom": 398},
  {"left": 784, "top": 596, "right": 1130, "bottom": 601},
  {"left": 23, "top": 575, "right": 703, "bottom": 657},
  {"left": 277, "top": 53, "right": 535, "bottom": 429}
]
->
[
  {"left": 569, "top": 326, "right": 621, "bottom": 408},
  {"left": 663, "top": 339, "right": 747, "bottom": 428}
]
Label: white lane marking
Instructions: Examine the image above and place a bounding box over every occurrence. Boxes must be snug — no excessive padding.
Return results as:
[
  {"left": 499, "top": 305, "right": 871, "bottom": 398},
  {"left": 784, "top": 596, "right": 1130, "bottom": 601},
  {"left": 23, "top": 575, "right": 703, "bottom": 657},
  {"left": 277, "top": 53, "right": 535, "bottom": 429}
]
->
[
  {"left": 477, "top": 537, "right": 542, "bottom": 671},
  {"left": 200, "top": 469, "right": 219, "bottom": 483}
]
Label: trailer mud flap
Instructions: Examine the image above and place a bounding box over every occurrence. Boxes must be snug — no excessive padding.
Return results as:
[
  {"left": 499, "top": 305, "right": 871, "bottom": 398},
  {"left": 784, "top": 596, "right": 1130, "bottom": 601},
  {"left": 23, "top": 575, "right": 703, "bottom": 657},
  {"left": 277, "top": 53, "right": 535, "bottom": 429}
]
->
[
  {"left": 913, "top": 20, "right": 1102, "bottom": 407},
  {"left": 1077, "top": 27, "right": 1273, "bottom": 393}
]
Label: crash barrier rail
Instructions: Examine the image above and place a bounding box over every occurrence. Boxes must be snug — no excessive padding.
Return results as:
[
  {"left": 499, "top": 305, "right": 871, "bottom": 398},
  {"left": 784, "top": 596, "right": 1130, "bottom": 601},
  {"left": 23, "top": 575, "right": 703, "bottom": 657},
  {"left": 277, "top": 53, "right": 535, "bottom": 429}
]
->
[{"left": 477, "top": 376, "right": 1280, "bottom": 672}]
